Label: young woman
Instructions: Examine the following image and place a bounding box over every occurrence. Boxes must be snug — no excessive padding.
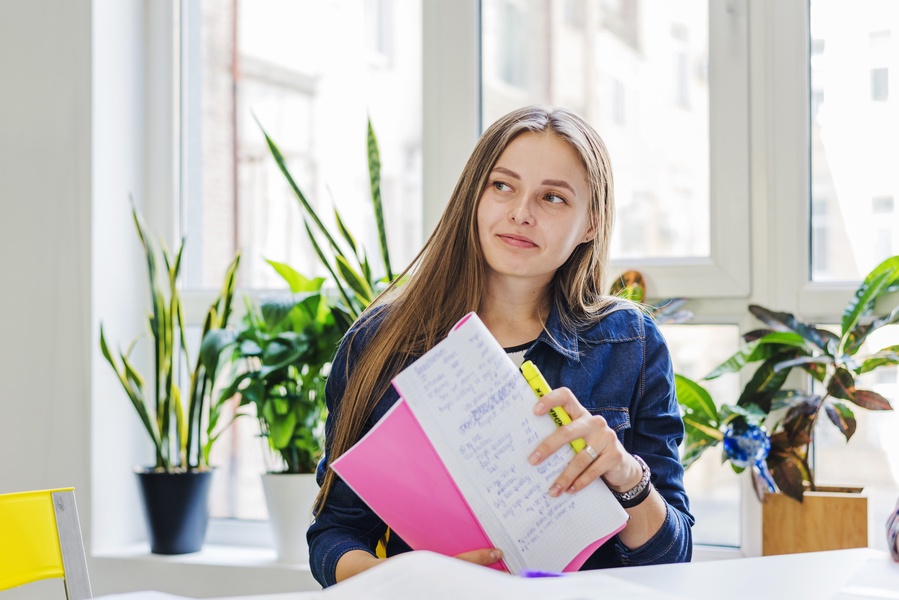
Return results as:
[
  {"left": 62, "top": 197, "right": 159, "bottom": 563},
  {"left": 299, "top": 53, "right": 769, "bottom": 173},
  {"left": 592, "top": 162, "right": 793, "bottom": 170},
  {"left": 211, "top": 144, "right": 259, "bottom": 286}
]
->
[{"left": 307, "top": 105, "right": 693, "bottom": 587}]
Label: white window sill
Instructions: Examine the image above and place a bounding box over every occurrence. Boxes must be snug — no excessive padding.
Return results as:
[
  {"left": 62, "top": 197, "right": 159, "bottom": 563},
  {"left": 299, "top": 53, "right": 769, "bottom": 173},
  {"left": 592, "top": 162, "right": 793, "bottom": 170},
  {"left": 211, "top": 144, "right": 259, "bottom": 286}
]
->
[{"left": 91, "top": 544, "right": 320, "bottom": 597}]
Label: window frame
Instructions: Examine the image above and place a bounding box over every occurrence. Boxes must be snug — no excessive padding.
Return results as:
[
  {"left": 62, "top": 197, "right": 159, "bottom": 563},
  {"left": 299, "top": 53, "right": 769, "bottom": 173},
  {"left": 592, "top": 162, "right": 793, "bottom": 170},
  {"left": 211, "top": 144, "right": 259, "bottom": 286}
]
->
[{"left": 133, "top": 0, "right": 885, "bottom": 557}]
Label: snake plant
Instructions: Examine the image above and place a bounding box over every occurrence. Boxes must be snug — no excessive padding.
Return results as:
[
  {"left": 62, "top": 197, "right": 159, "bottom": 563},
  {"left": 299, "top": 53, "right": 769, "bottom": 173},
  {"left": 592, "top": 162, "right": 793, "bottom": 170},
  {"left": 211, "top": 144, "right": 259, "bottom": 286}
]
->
[{"left": 99, "top": 205, "right": 240, "bottom": 472}]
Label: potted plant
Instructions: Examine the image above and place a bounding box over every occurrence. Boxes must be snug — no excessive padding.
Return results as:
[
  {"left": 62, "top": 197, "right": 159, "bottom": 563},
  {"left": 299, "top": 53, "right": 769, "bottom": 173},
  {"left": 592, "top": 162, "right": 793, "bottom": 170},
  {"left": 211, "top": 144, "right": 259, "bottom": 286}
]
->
[
  {"left": 219, "top": 260, "right": 343, "bottom": 562},
  {"left": 99, "top": 205, "right": 240, "bottom": 554},
  {"left": 218, "top": 118, "right": 395, "bottom": 561},
  {"left": 676, "top": 256, "right": 898, "bottom": 553}
]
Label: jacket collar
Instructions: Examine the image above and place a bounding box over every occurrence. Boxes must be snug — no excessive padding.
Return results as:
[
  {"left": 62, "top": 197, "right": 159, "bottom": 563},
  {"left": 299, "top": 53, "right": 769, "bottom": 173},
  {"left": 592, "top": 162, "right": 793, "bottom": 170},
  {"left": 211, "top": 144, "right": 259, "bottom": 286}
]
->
[{"left": 534, "top": 301, "right": 581, "bottom": 363}]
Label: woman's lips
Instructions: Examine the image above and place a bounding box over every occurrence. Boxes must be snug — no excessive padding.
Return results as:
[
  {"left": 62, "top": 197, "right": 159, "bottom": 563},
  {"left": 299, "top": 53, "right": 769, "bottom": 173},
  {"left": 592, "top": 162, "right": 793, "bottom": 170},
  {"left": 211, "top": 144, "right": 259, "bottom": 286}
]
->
[{"left": 498, "top": 233, "right": 537, "bottom": 248}]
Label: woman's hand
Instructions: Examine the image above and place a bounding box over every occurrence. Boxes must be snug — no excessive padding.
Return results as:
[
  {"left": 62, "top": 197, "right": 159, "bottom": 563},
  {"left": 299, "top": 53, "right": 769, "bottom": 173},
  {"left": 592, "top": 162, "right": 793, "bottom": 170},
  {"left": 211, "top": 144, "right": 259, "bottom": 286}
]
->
[
  {"left": 454, "top": 547, "right": 504, "bottom": 568},
  {"left": 337, "top": 547, "right": 504, "bottom": 583},
  {"left": 528, "top": 387, "right": 643, "bottom": 497}
]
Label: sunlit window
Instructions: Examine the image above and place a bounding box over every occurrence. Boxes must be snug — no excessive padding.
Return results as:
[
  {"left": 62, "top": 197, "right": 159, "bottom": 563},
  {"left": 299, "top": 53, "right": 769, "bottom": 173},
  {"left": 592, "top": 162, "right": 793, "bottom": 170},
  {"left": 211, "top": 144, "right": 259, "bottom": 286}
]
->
[
  {"left": 662, "top": 324, "right": 742, "bottom": 548},
  {"left": 180, "top": 0, "right": 423, "bottom": 520},
  {"left": 810, "top": 1, "right": 899, "bottom": 281},
  {"left": 182, "top": 0, "right": 422, "bottom": 292},
  {"left": 482, "top": 0, "right": 710, "bottom": 261}
]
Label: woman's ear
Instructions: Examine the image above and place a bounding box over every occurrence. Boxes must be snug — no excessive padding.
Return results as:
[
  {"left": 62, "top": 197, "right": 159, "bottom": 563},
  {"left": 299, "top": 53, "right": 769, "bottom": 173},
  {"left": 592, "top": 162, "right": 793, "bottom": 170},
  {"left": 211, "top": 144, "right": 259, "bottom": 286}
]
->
[{"left": 582, "top": 221, "right": 598, "bottom": 244}]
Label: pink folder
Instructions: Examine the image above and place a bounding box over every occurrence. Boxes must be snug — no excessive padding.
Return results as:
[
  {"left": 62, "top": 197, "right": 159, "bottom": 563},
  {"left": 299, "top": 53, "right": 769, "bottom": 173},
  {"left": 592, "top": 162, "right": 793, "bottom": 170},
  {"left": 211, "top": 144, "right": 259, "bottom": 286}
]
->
[{"left": 330, "top": 398, "right": 616, "bottom": 573}]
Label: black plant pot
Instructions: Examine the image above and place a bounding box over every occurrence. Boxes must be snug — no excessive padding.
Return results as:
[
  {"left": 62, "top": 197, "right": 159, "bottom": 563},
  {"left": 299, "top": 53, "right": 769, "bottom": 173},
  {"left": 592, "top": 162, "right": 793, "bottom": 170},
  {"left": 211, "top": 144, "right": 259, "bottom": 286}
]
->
[{"left": 136, "top": 469, "right": 213, "bottom": 555}]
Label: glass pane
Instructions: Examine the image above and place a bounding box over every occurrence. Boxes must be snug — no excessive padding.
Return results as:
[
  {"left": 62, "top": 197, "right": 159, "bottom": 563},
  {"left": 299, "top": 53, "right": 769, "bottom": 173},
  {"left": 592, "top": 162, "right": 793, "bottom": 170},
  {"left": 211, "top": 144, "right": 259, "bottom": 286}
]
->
[
  {"left": 812, "top": 325, "right": 899, "bottom": 553},
  {"left": 182, "top": 0, "right": 423, "bottom": 522},
  {"left": 661, "top": 323, "right": 741, "bottom": 547},
  {"left": 480, "top": 0, "right": 710, "bottom": 260},
  {"left": 810, "top": 1, "right": 899, "bottom": 281},
  {"left": 183, "top": 0, "right": 423, "bottom": 291}
]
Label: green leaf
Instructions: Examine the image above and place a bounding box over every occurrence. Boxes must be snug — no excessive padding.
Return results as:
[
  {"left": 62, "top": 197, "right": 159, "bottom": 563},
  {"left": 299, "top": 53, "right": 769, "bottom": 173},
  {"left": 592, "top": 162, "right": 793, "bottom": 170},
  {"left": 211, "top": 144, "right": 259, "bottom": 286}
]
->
[
  {"left": 368, "top": 118, "right": 393, "bottom": 281},
  {"left": 268, "top": 411, "right": 298, "bottom": 450},
  {"left": 675, "top": 374, "right": 719, "bottom": 424},
  {"left": 255, "top": 116, "right": 342, "bottom": 252},
  {"left": 704, "top": 332, "right": 806, "bottom": 380},
  {"left": 304, "top": 220, "right": 359, "bottom": 320},
  {"left": 772, "top": 354, "right": 833, "bottom": 374},
  {"left": 334, "top": 206, "right": 359, "bottom": 257},
  {"left": 845, "top": 305, "right": 899, "bottom": 356},
  {"left": 681, "top": 439, "right": 717, "bottom": 469},
  {"left": 858, "top": 345, "right": 899, "bottom": 374},
  {"left": 335, "top": 254, "right": 374, "bottom": 306},
  {"left": 749, "top": 305, "right": 838, "bottom": 355},
  {"left": 736, "top": 353, "right": 796, "bottom": 412},
  {"left": 842, "top": 256, "right": 899, "bottom": 346},
  {"left": 200, "top": 329, "right": 238, "bottom": 371},
  {"left": 261, "top": 292, "right": 322, "bottom": 328},
  {"left": 265, "top": 259, "right": 324, "bottom": 293},
  {"left": 682, "top": 416, "right": 725, "bottom": 441}
]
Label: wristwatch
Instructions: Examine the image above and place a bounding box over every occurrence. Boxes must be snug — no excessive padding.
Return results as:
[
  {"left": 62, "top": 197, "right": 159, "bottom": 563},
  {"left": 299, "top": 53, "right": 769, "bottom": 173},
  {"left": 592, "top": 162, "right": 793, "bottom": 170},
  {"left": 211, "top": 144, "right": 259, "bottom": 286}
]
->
[{"left": 612, "top": 455, "right": 652, "bottom": 509}]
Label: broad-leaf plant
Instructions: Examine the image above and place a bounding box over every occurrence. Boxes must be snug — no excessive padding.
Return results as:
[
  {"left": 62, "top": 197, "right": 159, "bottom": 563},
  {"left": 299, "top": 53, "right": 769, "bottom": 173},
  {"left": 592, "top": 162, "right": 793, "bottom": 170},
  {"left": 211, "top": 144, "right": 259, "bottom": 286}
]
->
[
  {"left": 677, "top": 256, "right": 898, "bottom": 502},
  {"left": 219, "top": 118, "right": 396, "bottom": 474}
]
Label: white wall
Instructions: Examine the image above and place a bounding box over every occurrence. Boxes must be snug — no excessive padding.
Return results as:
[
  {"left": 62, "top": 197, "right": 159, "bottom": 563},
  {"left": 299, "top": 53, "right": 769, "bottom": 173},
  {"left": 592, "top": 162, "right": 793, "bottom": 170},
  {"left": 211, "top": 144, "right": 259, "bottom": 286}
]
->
[
  {"left": 0, "top": 0, "right": 94, "bottom": 521},
  {"left": 0, "top": 2, "right": 313, "bottom": 596}
]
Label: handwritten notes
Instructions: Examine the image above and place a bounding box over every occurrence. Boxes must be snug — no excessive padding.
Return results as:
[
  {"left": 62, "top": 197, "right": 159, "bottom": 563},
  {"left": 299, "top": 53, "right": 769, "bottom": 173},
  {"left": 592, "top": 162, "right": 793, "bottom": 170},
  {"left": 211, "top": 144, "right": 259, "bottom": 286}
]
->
[{"left": 392, "top": 313, "right": 627, "bottom": 574}]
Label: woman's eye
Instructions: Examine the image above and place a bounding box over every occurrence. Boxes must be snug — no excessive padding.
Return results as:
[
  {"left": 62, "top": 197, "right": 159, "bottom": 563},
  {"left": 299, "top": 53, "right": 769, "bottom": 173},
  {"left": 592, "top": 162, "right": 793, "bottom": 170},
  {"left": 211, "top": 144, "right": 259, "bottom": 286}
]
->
[
  {"left": 492, "top": 181, "right": 511, "bottom": 192},
  {"left": 544, "top": 192, "right": 566, "bottom": 204}
]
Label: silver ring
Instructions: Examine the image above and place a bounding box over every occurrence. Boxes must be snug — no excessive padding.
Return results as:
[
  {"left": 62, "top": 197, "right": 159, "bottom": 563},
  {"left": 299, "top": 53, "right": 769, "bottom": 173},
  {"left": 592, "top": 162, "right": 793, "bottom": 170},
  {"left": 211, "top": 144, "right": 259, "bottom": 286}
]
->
[{"left": 583, "top": 445, "right": 599, "bottom": 461}]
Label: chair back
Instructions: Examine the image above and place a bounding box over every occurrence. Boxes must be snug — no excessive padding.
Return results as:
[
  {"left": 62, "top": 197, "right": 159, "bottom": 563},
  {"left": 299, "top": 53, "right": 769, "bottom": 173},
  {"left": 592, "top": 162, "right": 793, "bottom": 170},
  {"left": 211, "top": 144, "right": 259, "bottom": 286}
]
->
[{"left": 0, "top": 487, "right": 92, "bottom": 599}]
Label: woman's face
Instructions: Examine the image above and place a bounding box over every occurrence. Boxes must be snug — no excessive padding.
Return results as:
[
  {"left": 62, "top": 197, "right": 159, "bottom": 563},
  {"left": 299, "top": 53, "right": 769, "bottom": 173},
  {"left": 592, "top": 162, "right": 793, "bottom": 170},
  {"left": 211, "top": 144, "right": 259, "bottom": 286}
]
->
[{"left": 477, "top": 131, "right": 596, "bottom": 291}]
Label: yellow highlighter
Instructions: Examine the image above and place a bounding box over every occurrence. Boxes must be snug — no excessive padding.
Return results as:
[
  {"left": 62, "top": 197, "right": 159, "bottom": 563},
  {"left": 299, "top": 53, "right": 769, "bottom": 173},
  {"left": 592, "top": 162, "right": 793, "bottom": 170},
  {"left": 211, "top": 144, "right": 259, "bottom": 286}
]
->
[{"left": 520, "top": 360, "right": 586, "bottom": 453}]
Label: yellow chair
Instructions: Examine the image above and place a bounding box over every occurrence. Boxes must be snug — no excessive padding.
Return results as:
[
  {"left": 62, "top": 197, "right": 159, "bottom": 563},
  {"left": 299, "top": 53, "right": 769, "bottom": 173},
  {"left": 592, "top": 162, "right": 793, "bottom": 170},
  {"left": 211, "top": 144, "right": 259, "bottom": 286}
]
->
[{"left": 0, "top": 488, "right": 92, "bottom": 599}]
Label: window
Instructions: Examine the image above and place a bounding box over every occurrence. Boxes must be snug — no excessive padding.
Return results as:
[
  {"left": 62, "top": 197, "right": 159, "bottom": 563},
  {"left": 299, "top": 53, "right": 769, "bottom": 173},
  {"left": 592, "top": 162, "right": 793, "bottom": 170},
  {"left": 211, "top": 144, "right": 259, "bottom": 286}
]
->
[
  {"left": 178, "top": 0, "right": 423, "bottom": 526},
  {"left": 672, "top": 23, "right": 691, "bottom": 109},
  {"left": 810, "top": 1, "right": 899, "bottom": 281},
  {"left": 871, "top": 67, "right": 890, "bottom": 101},
  {"left": 662, "top": 324, "right": 742, "bottom": 548},
  {"left": 126, "top": 0, "right": 899, "bottom": 558},
  {"left": 481, "top": 0, "right": 748, "bottom": 550}
]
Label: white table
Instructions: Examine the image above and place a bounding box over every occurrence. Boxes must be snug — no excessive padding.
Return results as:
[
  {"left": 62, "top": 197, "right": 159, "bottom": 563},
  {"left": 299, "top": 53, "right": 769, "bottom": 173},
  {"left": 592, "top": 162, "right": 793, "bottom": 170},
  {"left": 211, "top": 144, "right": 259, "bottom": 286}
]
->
[
  {"left": 599, "top": 548, "right": 898, "bottom": 600},
  {"left": 97, "top": 548, "right": 898, "bottom": 600}
]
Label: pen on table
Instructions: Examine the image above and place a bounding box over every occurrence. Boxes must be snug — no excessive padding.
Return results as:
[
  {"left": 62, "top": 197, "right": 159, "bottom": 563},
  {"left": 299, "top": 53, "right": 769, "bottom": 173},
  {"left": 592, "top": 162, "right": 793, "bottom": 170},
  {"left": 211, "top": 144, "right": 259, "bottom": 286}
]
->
[
  {"left": 520, "top": 569, "right": 565, "bottom": 578},
  {"left": 520, "top": 360, "right": 586, "bottom": 453}
]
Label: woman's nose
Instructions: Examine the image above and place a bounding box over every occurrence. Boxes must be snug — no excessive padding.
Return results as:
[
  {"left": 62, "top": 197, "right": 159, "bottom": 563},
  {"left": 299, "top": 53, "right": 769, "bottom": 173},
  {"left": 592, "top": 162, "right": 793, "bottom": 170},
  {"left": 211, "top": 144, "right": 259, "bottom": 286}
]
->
[{"left": 509, "top": 196, "right": 534, "bottom": 225}]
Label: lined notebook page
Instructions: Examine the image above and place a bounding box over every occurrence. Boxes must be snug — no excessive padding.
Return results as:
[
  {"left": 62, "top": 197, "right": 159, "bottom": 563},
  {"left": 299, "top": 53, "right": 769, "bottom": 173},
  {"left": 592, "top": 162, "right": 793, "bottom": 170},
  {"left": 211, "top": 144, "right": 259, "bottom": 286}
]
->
[{"left": 392, "top": 313, "right": 627, "bottom": 574}]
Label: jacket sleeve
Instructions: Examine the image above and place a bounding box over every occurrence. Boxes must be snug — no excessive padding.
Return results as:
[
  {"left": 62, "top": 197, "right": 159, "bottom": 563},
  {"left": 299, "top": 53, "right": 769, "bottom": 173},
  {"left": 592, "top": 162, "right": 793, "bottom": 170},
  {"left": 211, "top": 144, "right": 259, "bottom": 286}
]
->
[
  {"left": 306, "top": 314, "right": 391, "bottom": 588},
  {"left": 617, "top": 314, "right": 694, "bottom": 565}
]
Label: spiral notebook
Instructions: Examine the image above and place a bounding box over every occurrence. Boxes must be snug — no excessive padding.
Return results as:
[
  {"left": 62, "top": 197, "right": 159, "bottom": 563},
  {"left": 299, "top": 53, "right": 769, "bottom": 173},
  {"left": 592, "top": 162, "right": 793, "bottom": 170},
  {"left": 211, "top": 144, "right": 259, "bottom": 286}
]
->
[{"left": 330, "top": 312, "right": 628, "bottom": 575}]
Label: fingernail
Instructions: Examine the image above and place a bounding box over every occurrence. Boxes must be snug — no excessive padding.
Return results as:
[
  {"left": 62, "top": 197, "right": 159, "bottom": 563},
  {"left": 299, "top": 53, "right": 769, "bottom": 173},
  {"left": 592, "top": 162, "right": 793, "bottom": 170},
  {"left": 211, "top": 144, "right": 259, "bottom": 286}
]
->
[
  {"left": 549, "top": 484, "right": 562, "bottom": 497},
  {"left": 534, "top": 401, "right": 544, "bottom": 414},
  {"left": 528, "top": 451, "right": 541, "bottom": 465},
  {"left": 490, "top": 549, "right": 503, "bottom": 561}
]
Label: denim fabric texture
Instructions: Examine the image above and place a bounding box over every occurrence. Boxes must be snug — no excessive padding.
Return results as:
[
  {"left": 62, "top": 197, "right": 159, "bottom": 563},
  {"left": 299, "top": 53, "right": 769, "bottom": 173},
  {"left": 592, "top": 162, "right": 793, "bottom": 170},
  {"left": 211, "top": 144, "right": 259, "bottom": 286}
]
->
[{"left": 307, "top": 302, "right": 694, "bottom": 587}]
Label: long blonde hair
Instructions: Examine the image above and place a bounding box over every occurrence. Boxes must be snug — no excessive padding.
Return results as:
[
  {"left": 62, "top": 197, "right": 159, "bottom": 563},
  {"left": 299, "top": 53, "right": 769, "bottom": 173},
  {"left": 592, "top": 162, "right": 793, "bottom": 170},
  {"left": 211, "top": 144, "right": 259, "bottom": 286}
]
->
[{"left": 314, "top": 105, "right": 619, "bottom": 513}]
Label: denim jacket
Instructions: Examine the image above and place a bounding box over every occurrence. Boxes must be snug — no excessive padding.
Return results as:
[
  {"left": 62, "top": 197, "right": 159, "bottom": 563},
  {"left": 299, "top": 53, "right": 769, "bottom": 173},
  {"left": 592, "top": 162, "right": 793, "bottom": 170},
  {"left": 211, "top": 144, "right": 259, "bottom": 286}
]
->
[{"left": 308, "top": 302, "right": 694, "bottom": 587}]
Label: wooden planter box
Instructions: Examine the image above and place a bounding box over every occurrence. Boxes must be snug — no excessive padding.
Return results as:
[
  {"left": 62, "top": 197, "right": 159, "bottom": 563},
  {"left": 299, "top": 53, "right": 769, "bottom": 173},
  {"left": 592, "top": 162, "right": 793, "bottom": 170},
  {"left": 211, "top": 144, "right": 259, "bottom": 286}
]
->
[{"left": 762, "top": 486, "right": 867, "bottom": 556}]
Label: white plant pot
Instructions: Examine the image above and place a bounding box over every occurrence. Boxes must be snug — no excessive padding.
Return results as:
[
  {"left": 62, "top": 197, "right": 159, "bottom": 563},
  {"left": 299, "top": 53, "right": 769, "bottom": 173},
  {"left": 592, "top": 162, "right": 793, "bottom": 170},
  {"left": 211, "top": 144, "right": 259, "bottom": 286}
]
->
[{"left": 261, "top": 471, "right": 319, "bottom": 564}]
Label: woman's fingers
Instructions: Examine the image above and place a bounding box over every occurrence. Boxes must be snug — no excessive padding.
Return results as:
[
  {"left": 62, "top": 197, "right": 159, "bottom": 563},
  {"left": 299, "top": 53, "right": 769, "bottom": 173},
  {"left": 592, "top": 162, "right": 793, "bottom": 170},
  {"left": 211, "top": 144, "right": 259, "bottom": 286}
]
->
[
  {"left": 529, "top": 388, "right": 605, "bottom": 465},
  {"left": 529, "top": 387, "right": 638, "bottom": 495},
  {"left": 454, "top": 547, "right": 504, "bottom": 567}
]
